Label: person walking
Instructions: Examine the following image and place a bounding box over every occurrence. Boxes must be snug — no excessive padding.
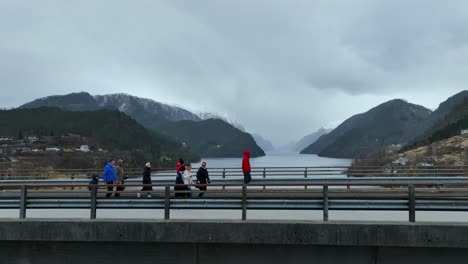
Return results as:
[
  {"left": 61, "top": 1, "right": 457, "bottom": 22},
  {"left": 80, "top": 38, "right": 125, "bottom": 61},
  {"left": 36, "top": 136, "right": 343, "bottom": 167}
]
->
[
  {"left": 174, "top": 165, "right": 189, "bottom": 198},
  {"left": 102, "top": 159, "right": 116, "bottom": 198},
  {"left": 176, "top": 159, "right": 184, "bottom": 174},
  {"left": 114, "top": 159, "right": 125, "bottom": 197},
  {"left": 183, "top": 163, "right": 194, "bottom": 198},
  {"left": 196, "top": 162, "right": 211, "bottom": 197},
  {"left": 138, "top": 162, "right": 153, "bottom": 198},
  {"left": 242, "top": 150, "right": 252, "bottom": 184},
  {"left": 88, "top": 173, "right": 99, "bottom": 192}
]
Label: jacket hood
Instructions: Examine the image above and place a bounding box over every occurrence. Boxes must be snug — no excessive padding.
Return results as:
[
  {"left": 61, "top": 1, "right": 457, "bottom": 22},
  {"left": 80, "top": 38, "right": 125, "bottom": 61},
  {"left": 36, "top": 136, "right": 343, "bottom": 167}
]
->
[{"left": 244, "top": 150, "right": 250, "bottom": 157}]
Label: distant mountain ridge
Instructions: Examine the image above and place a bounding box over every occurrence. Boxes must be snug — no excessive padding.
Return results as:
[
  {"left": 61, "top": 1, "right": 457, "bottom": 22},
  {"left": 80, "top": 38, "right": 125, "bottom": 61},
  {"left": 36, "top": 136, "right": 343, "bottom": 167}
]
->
[
  {"left": 294, "top": 128, "right": 331, "bottom": 152},
  {"left": 197, "top": 112, "right": 246, "bottom": 131},
  {"left": 21, "top": 92, "right": 201, "bottom": 125},
  {"left": 158, "top": 119, "right": 265, "bottom": 158},
  {"left": 301, "top": 99, "right": 433, "bottom": 158},
  {"left": 252, "top": 133, "right": 275, "bottom": 152},
  {"left": 402, "top": 91, "right": 468, "bottom": 151},
  {"left": 20, "top": 92, "right": 265, "bottom": 158}
]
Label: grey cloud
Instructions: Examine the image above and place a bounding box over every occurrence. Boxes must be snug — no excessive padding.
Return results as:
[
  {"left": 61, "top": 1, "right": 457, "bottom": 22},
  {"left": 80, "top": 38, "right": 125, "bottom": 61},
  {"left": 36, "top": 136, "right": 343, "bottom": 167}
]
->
[{"left": 0, "top": 0, "right": 467, "bottom": 144}]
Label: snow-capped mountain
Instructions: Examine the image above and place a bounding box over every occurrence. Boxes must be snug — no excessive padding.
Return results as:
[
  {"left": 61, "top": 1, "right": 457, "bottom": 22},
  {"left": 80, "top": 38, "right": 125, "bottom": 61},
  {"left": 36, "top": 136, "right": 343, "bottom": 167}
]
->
[
  {"left": 94, "top": 93, "right": 201, "bottom": 122},
  {"left": 197, "top": 112, "right": 246, "bottom": 132},
  {"left": 21, "top": 92, "right": 201, "bottom": 123},
  {"left": 20, "top": 92, "right": 266, "bottom": 158}
]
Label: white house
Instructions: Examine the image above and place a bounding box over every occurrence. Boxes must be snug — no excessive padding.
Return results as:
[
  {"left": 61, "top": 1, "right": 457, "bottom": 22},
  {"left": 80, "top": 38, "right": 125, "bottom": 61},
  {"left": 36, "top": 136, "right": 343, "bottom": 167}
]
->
[
  {"left": 393, "top": 157, "right": 409, "bottom": 166},
  {"left": 79, "top": 145, "right": 90, "bottom": 152},
  {"left": 46, "top": 147, "right": 61, "bottom": 152}
]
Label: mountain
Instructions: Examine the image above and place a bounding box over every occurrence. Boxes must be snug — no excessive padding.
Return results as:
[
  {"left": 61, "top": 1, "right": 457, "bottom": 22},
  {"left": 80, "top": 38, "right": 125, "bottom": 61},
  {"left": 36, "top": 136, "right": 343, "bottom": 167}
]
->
[
  {"left": 294, "top": 128, "right": 332, "bottom": 152},
  {"left": 427, "top": 90, "right": 468, "bottom": 125},
  {"left": 158, "top": 119, "right": 265, "bottom": 158},
  {"left": 20, "top": 92, "right": 263, "bottom": 158},
  {"left": 402, "top": 94, "right": 468, "bottom": 151},
  {"left": 21, "top": 92, "right": 201, "bottom": 128},
  {"left": 252, "top": 133, "right": 275, "bottom": 152},
  {"left": 197, "top": 112, "right": 246, "bottom": 131},
  {"left": 21, "top": 92, "right": 100, "bottom": 111},
  {"left": 0, "top": 107, "right": 200, "bottom": 167},
  {"left": 301, "top": 99, "right": 432, "bottom": 158},
  {"left": 95, "top": 93, "right": 201, "bottom": 123}
]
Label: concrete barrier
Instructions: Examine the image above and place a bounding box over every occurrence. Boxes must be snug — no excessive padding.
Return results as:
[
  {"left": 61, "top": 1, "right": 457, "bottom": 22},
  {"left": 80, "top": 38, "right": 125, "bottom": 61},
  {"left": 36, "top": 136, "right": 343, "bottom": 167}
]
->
[{"left": 1, "top": 220, "right": 468, "bottom": 264}]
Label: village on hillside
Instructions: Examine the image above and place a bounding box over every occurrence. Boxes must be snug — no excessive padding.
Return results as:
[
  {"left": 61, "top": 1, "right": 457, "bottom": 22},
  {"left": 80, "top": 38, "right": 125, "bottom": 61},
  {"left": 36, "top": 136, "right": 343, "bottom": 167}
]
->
[
  {"left": 0, "top": 134, "right": 109, "bottom": 169},
  {"left": 353, "top": 130, "right": 468, "bottom": 170}
]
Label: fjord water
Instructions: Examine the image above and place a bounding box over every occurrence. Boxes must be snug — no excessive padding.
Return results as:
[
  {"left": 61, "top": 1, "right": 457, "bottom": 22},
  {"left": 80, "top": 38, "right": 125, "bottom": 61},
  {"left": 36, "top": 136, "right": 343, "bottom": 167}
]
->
[{"left": 192, "top": 152, "right": 352, "bottom": 168}]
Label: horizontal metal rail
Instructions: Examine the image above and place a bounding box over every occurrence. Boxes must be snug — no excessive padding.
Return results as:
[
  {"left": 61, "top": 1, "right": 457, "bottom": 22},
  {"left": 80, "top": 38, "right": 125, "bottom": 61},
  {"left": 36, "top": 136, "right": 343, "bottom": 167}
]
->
[
  {"left": 2, "top": 198, "right": 468, "bottom": 211},
  {"left": 1, "top": 177, "right": 468, "bottom": 187},
  {"left": 0, "top": 166, "right": 466, "bottom": 180},
  {"left": 0, "top": 180, "right": 467, "bottom": 222}
]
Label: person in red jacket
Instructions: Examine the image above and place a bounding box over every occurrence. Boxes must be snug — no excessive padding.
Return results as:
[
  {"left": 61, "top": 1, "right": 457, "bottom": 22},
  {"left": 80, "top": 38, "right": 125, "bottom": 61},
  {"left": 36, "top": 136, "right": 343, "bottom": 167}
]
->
[
  {"left": 176, "top": 159, "right": 184, "bottom": 174},
  {"left": 242, "top": 150, "right": 252, "bottom": 184}
]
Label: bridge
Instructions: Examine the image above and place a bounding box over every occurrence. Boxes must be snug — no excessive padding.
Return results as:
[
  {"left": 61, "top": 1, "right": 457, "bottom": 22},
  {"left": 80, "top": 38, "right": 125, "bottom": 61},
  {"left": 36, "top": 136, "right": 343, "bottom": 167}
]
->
[{"left": 1, "top": 166, "right": 468, "bottom": 263}]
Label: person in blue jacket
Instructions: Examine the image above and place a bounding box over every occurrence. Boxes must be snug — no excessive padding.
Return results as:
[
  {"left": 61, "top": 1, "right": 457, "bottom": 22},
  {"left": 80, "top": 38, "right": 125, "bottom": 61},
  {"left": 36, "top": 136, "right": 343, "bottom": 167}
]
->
[
  {"left": 102, "top": 159, "right": 116, "bottom": 197},
  {"left": 174, "top": 166, "right": 190, "bottom": 198}
]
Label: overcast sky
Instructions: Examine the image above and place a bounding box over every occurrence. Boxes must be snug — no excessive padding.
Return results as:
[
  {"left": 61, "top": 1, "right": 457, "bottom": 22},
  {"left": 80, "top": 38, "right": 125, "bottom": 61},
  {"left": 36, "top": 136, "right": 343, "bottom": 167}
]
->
[{"left": 1, "top": 0, "right": 468, "bottom": 145}]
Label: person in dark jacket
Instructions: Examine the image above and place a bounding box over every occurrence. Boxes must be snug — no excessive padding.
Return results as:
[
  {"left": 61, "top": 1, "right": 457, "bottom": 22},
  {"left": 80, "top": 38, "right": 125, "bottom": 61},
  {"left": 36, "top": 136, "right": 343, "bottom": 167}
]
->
[
  {"left": 138, "top": 162, "right": 152, "bottom": 198},
  {"left": 242, "top": 150, "right": 252, "bottom": 184},
  {"left": 88, "top": 173, "right": 99, "bottom": 191},
  {"left": 174, "top": 166, "right": 190, "bottom": 198},
  {"left": 102, "top": 159, "right": 116, "bottom": 197},
  {"left": 196, "top": 162, "right": 211, "bottom": 197},
  {"left": 114, "top": 159, "right": 125, "bottom": 197}
]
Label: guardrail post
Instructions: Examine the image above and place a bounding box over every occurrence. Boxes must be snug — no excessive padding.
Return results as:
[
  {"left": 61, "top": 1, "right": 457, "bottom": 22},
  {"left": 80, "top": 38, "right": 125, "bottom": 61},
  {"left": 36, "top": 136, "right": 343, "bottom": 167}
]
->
[
  {"left": 346, "top": 172, "right": 351, "bottom": 190},
  {"left": 263, "top": 168, "right": 266, "bottom": 190},
  {"left": 242, "top": 185, "right": 247, "bottom": 221},
  {"left": 90, "top": 184, "right": 97, "bottom": 219},
  {"left": 408, "top": 185, "right": 416, "bottom": 223},
  {"left": 19, "top": 185, "right": 28, "bottom": 219},
  {"left": 323, "top": 185, "right": 329, "bottom": 221},
  {"left": 164, "top": 185, "right": 171, "bottom": 220},
  {"left": 304, "top": 168, "right": 308, "bottom": 190},
  {"left": 222, "top": 169, "right": 226, "bottom": 190}
]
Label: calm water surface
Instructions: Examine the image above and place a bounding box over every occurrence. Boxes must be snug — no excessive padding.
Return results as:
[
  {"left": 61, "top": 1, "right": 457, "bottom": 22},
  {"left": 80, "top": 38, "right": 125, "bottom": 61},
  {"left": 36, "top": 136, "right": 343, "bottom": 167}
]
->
[{"left": 192, "top": 152, "right": 352, "bottom": 168}]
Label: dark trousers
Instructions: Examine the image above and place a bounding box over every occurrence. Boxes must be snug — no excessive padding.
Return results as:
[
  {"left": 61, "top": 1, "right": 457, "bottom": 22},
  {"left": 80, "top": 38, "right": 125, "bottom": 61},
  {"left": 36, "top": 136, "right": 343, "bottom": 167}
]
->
[
  {"left": 105, "top": 181, "right": 114, "bottom": 197},
  {"left": 115, "top": 180, "right": 124, "bottom": 197},
  {"left": 243, "top": 172, "right": 252, "bottom": 184},
  {"left": 198, "top": 186, "right": 207, "bottom": 197},
  {"left": 175, "top": 187, "right": 191, "bottom": 198}
]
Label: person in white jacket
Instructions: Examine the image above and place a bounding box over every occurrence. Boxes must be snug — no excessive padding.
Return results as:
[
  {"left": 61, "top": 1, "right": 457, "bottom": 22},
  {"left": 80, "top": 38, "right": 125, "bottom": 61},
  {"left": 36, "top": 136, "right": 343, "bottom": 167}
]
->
[{"left": 183, "top": 163, "right": 193, "bottom": 197}]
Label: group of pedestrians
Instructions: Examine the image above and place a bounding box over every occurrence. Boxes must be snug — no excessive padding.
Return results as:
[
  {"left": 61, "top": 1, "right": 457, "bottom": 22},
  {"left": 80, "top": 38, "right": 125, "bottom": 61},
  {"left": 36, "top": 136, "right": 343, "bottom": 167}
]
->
[
  {"left": 174, "top": 159, "right": 211, "bottom": 198},
  {"left": 97, "top": 159, "right": 153, "bottom": 198},
  {"left": 96, "top": 149, "right": 252, "bottom": 198},
  {"left": 101, "top": 159, "right": 126, "bottom": 198}
]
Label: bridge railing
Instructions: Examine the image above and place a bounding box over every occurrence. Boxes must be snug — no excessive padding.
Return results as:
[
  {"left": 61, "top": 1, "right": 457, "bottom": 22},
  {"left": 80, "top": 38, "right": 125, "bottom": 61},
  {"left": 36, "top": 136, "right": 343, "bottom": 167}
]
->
[
  {"left": 0, "top": 166, "right": 467, "bottom": 180},
  {"left": 2, "top": 178, "right": 468, "bottom": 222}
]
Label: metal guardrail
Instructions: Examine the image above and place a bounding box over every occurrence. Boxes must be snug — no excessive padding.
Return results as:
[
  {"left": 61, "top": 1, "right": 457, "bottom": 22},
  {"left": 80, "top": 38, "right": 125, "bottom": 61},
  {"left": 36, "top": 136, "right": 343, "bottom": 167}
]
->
[
  {"left": 0, "top": 166, "right": 467, "bottom": 180},
  {"left": 1, "top": 176, "right": 468, "bottom": 186},
  {"left": 1, "top": 178, "right": 468, "bottom": 222}
]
